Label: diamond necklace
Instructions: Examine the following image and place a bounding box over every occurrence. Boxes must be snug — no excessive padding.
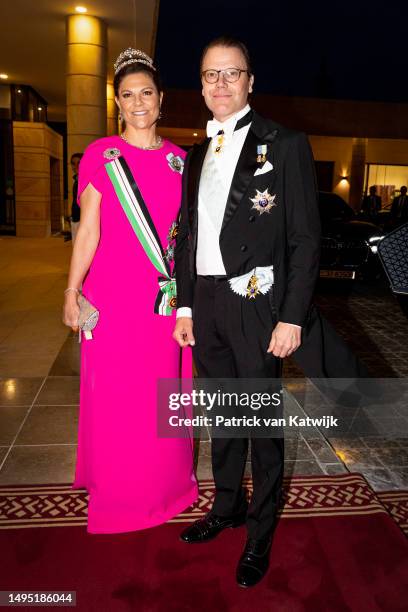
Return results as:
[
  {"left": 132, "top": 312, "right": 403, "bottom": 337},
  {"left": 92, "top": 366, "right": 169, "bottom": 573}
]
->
[{"left": 120, "top": 132, "right": 163, "bottom": 150}]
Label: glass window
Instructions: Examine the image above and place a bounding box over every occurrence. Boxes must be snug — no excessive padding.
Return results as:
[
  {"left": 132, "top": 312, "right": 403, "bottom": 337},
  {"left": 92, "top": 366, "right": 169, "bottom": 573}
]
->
[{"left": 364, "top": 164, "right": 408, "bottom": 209}]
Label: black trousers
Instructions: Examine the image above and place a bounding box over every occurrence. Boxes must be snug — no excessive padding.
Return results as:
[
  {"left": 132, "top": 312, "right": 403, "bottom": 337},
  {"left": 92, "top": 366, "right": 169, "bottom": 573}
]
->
[{"left": 192, "top": 275, "right": 284, "bottom": 540}]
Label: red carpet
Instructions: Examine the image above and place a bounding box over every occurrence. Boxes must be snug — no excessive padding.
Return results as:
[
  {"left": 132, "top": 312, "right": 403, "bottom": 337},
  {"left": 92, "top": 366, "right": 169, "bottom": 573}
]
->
[
  {"left": 1, "top": 474, "right": 407, "bottom": 612},
  {"left": 377, "top": 490, "right": 408, "bottom": 537}
]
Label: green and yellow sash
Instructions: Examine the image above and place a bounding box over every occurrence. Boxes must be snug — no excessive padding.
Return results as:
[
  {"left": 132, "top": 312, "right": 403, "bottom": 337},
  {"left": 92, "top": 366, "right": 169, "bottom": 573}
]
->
[{"left": 105, "top": 155, "right": 176, "bottom": 315}]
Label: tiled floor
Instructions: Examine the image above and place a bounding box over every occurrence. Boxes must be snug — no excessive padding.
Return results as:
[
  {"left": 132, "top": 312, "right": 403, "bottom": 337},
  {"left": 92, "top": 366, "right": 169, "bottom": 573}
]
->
[
  {"left": 314, "top": 280, "right": 408, "bottom": 378},
  {"left": 0, "top": 237, "right": 72, "bottom": 377},
  {"left": 0, "top": 238, "right": 407, "bottom": 492}
]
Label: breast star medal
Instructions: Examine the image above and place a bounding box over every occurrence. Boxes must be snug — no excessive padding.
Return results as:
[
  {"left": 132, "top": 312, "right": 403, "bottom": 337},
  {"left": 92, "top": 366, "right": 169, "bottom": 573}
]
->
[
  {"left": 166, "top": 153, "right": 184, "bottom": 174},
  {"left": 246, "top": 274, "right": 260, "bottom": 299},
  {"left": 103, "top": 147, "right": 121, "bottom": 160},
  {"left": 214, "top": 129, "right": 225, "bottom": 154},
  {"left": 250, "top": 189, "right": 277, "bottom": 215},
  {"left": 257, "top": 144, "right": 267, "bottom": 163}
]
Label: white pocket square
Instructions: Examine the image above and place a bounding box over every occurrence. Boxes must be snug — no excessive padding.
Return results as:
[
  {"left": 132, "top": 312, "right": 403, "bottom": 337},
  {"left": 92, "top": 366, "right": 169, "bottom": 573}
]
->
[{"left": 254, "top": 161, "right": 273, "bottom": 176}]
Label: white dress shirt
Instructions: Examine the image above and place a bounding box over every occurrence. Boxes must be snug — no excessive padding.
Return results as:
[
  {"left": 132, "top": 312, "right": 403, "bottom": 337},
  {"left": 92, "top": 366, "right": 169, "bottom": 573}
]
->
[
  {"left": 177, "top": 105, "right": 250, "bottom": 319},
  {"left": 196, "top": 104, "right": 252, "bottom": 275},
  {"left": 176, "top": 104, "right": 300, "bottom": 329}
]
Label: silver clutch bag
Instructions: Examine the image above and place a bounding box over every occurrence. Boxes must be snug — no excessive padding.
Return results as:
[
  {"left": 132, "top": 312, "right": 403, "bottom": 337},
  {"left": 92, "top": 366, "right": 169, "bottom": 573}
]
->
[{"left": 77, "top": 294, "right": 99, "bottom": 341}]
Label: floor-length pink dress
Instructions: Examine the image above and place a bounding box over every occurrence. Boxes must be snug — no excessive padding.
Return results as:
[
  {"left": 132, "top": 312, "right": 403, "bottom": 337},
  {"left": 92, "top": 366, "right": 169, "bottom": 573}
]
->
[{"left": 73, "top": 135, "right": 198, "bottom": 534}]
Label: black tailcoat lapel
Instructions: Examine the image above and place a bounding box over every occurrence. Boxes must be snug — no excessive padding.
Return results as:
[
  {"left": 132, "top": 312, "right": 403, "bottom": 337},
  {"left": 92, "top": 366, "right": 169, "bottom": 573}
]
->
[{"left": 220, "top": 112, "right": 279, "bottom": 234}]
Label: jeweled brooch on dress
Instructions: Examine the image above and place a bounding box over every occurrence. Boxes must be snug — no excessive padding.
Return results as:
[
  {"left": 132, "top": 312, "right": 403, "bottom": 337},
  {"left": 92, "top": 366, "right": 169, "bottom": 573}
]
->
[
  {"left": 103, "top": 147, "right": 121, "bottom": 160},
  {"left": 250, "top": 189, "right": 277, "bottom": 215},
  {"left": 167, "top": 221, "right": 179, "bottom": 242},
  {"left": 166, "top": 153, "right": 184, "bottom": 173},
  {"left": 164, "top": 244, "right": 175, "bottom": 262}
]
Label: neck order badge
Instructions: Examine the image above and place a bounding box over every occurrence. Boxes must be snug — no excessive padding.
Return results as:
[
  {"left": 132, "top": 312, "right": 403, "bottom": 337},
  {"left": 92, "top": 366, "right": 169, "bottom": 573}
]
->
[{"left": 214, "top": 130, "right": 225, "bottom": 154}]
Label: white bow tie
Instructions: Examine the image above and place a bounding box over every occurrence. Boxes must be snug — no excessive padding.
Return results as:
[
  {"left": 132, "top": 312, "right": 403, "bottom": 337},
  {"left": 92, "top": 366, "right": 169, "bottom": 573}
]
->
[{"left": 206, "top": 118, "right": 234, "bottom": 139}]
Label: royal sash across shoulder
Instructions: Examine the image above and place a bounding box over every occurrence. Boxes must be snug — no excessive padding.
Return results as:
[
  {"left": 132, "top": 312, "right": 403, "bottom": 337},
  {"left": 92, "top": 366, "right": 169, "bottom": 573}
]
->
[{"left": 105, "top": 154, "right": 177, "bottom": 315}]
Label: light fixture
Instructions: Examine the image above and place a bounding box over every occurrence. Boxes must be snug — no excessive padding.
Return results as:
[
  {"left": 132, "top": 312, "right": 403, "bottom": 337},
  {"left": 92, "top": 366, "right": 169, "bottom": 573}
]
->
[
  {"left": 17, "top": 89, "right": 22, "bottom": 94},
  {"left": 5, "top": 379, "right": 16, "bottom": 398},
  {"left": 193, "top": 132, "right": 198, "bottom": 137},
  {"left": 38, "top": 106, "right": 43, "bottom": 111},
  {"left": 75, "top": 6, "right": 87, "bottom": 13},
  {"left": 339, "top": 175, "right": 349, "bottom": 182},
  {"left": 0, "top": 73, "right": 8, "bottom": 80}
]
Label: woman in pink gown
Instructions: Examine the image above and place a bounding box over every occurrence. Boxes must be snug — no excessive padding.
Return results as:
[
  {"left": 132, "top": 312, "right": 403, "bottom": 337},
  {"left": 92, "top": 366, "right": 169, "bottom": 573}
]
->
[{"left": 63, "top": 48, "right": 198, "bottom": 533}]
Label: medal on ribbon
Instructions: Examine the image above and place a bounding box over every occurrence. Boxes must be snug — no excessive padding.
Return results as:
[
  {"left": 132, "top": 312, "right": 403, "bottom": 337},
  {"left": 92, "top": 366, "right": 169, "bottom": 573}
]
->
[
  {"left": 246, "top": 274, "right": 260, "bottom": 299},
  {"left": 257, "top": 144, "right": 267, "bottom": 163},
  {"left": 155, "top": 278, "right": 177, "bottom": 315},
  {"left": 228, "top": 266, "right": 274, "bottom": 299}
]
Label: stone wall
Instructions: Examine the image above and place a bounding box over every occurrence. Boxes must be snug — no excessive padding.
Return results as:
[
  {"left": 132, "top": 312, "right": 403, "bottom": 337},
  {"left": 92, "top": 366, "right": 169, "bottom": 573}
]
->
[{"left": 13, "top": 122, "right": 63, "bottom": 237}]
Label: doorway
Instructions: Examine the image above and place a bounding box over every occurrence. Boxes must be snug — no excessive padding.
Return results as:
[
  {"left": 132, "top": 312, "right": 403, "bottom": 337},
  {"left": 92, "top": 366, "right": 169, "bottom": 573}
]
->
[
  {"left": 315, "top": 161, "right": 334, "bottom": 192},
  {"left": 0, "top": 119, "right": 16, "bottom": 235}
]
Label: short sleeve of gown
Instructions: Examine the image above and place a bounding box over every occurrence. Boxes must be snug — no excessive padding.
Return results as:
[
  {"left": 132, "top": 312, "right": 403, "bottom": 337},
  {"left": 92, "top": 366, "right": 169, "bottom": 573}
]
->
[{"left": 77, "top": 143, "right": 107, "bottom": 205}]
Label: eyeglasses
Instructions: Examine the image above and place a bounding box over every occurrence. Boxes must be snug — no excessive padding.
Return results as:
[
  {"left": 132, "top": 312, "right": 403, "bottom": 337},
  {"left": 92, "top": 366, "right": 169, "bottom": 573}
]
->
[{"left": 201, "top": 68, "right": 249, "bottom": 84}]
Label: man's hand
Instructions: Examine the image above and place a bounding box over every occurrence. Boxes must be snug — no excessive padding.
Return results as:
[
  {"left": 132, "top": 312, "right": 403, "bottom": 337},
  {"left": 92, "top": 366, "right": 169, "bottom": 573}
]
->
[
  {"left": 267, "top": 322, "right": 301, "bottom": 358},
  {"left": 173, "top": 317, "right": 195, "bottom": 348}
]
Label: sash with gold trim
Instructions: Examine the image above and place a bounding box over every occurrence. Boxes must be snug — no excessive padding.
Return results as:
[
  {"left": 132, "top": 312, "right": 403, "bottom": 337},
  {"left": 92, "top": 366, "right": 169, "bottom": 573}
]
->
[{"left": 105, "top": 154, "right": 176, "bottom": 315}]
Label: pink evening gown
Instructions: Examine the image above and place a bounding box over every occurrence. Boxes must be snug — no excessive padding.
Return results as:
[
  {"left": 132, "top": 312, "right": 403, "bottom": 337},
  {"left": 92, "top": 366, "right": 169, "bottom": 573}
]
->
[{"left": 72, "top": 135, "right": 198, "bottom": 533}]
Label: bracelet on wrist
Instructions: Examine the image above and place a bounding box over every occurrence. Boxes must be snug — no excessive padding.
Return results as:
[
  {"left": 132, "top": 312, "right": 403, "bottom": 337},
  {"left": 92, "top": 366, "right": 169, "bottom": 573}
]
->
[{"left": 64, "top": 287, "right": 80, "bottom": 295}]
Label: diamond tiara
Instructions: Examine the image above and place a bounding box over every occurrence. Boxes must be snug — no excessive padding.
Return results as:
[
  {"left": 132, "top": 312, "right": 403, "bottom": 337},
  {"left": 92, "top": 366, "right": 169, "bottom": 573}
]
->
[{"left": 114, "top": 48, "right": 156, "bottom": 75}]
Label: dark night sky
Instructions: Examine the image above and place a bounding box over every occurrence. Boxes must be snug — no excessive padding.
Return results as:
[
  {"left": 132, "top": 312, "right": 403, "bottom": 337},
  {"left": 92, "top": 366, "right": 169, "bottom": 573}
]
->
[{"left": 155, "top": 0, "right": 408, "bottom": 103}]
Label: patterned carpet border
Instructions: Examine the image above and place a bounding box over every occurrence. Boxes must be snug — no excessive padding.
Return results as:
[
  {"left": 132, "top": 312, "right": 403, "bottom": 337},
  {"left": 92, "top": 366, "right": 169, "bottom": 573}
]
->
[
  {"left": 377, "top": 490, "right": 408, "bottom": 536},
  {"left": 0, "top": 473, "right": 395, "bottom": 530}
]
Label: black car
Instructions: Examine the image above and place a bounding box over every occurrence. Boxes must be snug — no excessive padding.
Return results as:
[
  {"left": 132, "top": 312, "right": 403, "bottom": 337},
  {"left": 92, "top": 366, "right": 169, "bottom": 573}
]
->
[{"left": 318, "top": 192, "right": 385, "bottom": 280}]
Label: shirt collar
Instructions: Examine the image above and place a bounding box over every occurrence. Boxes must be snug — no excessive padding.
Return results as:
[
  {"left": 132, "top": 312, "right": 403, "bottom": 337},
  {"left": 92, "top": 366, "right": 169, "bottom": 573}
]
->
[{"left": 206, "top": 104, "right": 251, "bottom": 139}]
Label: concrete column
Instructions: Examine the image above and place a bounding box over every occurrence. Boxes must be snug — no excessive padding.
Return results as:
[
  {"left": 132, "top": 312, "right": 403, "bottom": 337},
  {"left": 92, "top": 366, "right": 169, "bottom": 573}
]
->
[
  {"left": 349, "top": 138, "right": 367, "bottom": 210},
  {"left": 66, "top": 14, "right": 107, "bottom": 203},
  {"left": 106, "top": 81, "right": 118, "bottom": 136}
]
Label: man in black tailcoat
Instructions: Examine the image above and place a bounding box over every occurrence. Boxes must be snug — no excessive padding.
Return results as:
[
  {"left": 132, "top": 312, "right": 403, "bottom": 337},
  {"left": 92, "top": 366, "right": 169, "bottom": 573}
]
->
[{"left": 173, "top": 36, "right": 321, "bottom": 588}]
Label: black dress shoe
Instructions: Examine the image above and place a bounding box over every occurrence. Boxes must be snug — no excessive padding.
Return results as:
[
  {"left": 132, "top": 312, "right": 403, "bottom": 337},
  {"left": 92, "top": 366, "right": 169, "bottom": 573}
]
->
[
  {"left": 236, "top": 538, "right": 272, "bottom": 588},
  {"left": 180, "top": 509, "right": 247, "bottom": 543}
]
